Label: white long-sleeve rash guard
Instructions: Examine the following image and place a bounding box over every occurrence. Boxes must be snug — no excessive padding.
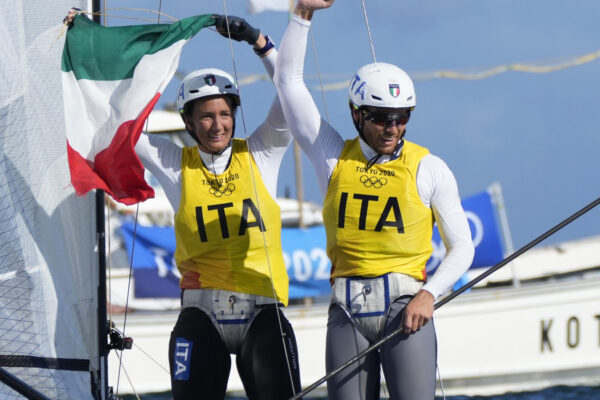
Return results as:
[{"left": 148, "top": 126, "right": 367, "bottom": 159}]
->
[
  {"left": 274, "top": 15, "right": 475, "bottom": 300},
  {"left": 134, "top": 49, "right": 292, "bottom": 214}
]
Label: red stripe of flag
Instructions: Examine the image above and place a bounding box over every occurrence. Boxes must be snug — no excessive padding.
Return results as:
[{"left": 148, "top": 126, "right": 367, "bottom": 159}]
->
[{"left": 67, "top": 94, "right": 160, "bottom": 205}]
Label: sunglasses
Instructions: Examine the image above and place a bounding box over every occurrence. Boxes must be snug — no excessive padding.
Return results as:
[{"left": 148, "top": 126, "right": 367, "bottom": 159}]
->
[{"left": 362, "top": 109, "right": 411, "bottom": 127}]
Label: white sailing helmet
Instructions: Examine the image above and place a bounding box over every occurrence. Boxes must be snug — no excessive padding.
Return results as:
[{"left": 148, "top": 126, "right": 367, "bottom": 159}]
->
[
  {"left": 348, "top": 62, "right": 416, "bottom": 109},
  {"left": 176, "top": 68, "right": 240, "bottom": 114}
]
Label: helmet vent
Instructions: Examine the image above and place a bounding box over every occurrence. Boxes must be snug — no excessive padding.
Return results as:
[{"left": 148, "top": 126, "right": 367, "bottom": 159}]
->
[
  {"left": 225, "top": 84, "right": 233, "bottom": 89},
  {"left": 189, "top": 89, "right": 199, "bottom": 94},
  {"left": 371, "top": 95, "right": 382, "bottom": 101}
]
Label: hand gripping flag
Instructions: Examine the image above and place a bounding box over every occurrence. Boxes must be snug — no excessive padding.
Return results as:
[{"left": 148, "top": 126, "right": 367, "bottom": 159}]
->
[{"left": 61, "top": 13, "right": 214, "bottom": 205}]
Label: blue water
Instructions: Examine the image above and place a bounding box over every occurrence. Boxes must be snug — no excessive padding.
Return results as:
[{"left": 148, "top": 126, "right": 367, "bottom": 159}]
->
[{"left": 122, "top": 385, "right": 600, "bottom": 399}]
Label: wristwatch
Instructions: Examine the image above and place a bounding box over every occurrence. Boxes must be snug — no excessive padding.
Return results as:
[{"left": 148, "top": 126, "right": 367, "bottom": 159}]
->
[{"left": 254, "top": 35, "right": 275, "bottom": 56}]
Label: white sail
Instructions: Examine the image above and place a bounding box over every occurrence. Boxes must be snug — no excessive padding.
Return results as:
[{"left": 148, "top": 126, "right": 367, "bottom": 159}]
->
[{"left": 0, "top": 1, "right": 101, "bottom": 398}]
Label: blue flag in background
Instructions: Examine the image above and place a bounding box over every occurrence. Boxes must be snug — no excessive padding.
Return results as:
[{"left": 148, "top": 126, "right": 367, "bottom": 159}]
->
[
  {"left": 426, "top": 190, "right": 504, "bottom": 274},
  {"left": 120, "top": 222, "right": 180, "bottom": 298},
  {"left": 282, "top": 225, "right": 330, "bottom": 299}
]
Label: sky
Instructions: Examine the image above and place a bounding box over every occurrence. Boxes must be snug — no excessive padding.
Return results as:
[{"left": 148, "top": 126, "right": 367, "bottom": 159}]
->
[{"left": 103, "top": 0, "right": 600, "bottom": 250}]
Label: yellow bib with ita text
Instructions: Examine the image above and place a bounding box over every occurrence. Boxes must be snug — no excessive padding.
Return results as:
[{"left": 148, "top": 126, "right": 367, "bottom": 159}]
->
[
  {"left": 174, "top": 139, "right": 288, "bottom": 305},
  {"left": 323, "top": 138, "right": 433, "bottom": 281}
]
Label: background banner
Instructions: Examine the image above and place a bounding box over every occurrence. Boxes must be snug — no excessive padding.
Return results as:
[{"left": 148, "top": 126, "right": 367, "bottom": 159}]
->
[{"left": 120, "top": 188, "right": 505, "bottom": 299}]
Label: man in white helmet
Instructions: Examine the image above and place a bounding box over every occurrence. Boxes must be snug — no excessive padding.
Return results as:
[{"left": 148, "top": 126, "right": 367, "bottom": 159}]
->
[
  {"left": 134, "top": 15, "right": 300, "bottom": 400},
  {"left": 274, "top": 1, "right": 474, "bottom": 399}
]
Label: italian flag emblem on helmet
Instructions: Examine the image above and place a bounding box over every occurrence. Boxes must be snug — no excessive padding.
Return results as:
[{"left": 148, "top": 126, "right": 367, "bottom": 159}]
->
[
  {"left": 389, "top": 84, "right": 400, "bottom": 98},
  {"left": 204, "top": 74, "right": 216, "bottom": 86}
]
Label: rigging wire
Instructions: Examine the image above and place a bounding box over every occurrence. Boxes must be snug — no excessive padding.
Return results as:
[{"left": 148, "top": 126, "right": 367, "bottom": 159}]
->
[
  {"left": 437, "top": 363, "right": 447, "bottom": 400},
  {"left": 434, "top": 326, "right": 447, "bottom": 400},
  {"left": 119, "top": 362, "right": 142, "bottom": 400},
  {"left": 87, "top": 3, "right": 298, "bottom": 396},
  {"left": 101, "top": 7, "right": 178, "bottom": 22},
  {"left": 114, "top": 204, "right": 141, "bottom": 398},
  {"left": 157, "top": 1, "right": 163, "bottom": 23},
  {"left": 309, "top": 29, "right": 331, "bottom": 123},
  {"left": 379, "top": 364, "right": 389, "bottom": 399},
  {"left": 220, "top": 0, "right": 297, "bottom": 394},
  {"left": 100, "top": 2, "right": 168, "bottom": 399},
  {"left": 132, "top": 342, "right": 171, "bottom": 374},
  {"left": 360, "top": 0, "right": 376, "bottom": 63}
]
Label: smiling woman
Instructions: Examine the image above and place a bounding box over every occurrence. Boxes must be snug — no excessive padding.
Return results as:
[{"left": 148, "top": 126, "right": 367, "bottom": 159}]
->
[
  {"left": 183, "top": 97, "right": 235, "bottom": 153},
  {"left": 176, "top": 68, "right": 239, "bottom": 153},
  {"left": 127, "top": 13, "right": 304, "bottom": 400}
]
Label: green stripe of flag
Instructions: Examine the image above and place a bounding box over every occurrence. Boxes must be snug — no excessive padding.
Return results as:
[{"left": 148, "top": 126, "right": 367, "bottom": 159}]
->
[{"left": 62, "top": 14, "right": 215, "bottom": 80}]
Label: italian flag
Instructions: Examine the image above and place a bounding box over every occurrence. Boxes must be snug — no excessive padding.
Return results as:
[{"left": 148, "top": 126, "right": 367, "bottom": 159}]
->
[{"left": 61, "top": 14, "right": 214, "bottom": 205}]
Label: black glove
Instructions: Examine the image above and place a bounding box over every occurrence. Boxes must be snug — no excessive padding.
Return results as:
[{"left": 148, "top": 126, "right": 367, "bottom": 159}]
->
[{"left": 212, "top": 14, "right": 260, "bottom": 45}]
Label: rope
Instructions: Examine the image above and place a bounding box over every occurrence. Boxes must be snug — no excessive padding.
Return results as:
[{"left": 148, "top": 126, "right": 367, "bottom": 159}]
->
[
  {"left": 93, "top": 4, "right": 167, "bottom": 399},
  {"left": 309, "top": 29, "right": 331, "bottom": 123},
  {"left": 220, "top": 0, "right": 297, "bottom": 394},
  {"left": 417, "top": 49, "right": 600, "bottom": 80},
  {"left": 132, "top": 342, "right": 171, "bottom": 374},
  {"left": 116, "top": 355, "right": 142, "bottom": 400},
  {"left": 231, "top": 47, "right": 600, "bottom": 91},
  {"left": 99, "top": 8, "right": 178, "bottom": 22},
  {"left": 114, "top": 204, "right": 140, "bottom": 399}
]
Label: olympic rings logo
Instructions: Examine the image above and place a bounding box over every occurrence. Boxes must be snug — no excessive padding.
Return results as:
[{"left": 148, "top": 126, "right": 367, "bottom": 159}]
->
[
  {"left": 359, "top": 175, "right": 388, "bottom": 189},
  {"left": 209, "top": 183, "right": 236, "bottom": 197}
]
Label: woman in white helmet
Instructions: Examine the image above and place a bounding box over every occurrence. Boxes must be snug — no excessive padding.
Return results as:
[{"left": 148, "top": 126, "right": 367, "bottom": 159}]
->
[
  {"left": 274, "top": 1, "right": 474, "bottom": 399},
  {"left": 134, "top": 15, "right": 300, "bottom": 400}
]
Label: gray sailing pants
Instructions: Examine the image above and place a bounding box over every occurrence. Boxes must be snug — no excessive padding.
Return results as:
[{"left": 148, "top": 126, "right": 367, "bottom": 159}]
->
[{"left": 325, "top": 297, "right": 437, "bottom": 400}]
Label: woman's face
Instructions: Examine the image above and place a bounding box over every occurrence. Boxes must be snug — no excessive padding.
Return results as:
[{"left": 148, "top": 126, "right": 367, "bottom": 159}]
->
[{"left": 184, "top": 96, "right": 235, "bottom": 154}]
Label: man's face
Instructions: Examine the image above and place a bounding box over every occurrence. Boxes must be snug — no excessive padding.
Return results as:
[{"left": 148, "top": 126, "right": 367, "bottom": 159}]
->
[{"left": 358, "top": 107, "right": 410, "bottom": 154}]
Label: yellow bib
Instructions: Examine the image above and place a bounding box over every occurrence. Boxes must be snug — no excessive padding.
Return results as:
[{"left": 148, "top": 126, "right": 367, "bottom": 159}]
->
[
  {"left": 174, "top": 139, "right": 288, "bottom": 305},
  {"left": 323, "top": 138, "right": 433, "bottom": 281}
]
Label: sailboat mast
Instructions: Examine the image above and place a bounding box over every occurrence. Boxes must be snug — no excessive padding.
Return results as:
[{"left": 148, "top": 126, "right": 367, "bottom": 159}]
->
[
  {"left": 91, "top": 2, "right": 109, "bottom": 399},
  {"left": 95, "top": 190, "right": 109, "bottom": 400}
]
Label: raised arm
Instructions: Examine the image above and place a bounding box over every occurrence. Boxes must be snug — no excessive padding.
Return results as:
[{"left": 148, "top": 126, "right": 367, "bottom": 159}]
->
[
  {"left": 273, "top": 0, "right": 343, "bottom": 196},
  {"left": 213, "top": 14, "right": 291, "bottom": 196},
  {"left": 213, "top": 14, "right": 276, "bottom": 79}
]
